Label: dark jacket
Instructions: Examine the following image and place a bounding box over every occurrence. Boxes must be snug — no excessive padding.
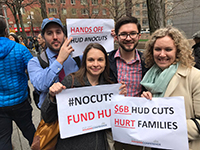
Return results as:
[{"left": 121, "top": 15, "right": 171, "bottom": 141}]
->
[
  {"left": 108, "top": 49, "right": 148, "bottom": 83},
  {"left": 192, "top": 42, "right": 200, "bottom": 69},
  {"left": 41, "top": 75, "right": 108, "bottom": 150}
]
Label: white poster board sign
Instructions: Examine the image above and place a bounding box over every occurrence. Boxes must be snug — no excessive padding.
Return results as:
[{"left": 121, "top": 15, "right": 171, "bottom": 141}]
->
[
  {"left": 56, "top": 83, "right": 121, "bottom": 139},
  {"left": 66, "top": 19, "right": 114, "bottom": 57},
  {"left": 111, "top": 95, "right": 189, "bottom": 150}
]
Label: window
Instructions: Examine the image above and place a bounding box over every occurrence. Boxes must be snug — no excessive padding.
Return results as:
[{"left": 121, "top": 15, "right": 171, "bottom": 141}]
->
[
  {"left": 167, "top": 19, "right": 173, "bottom": 25},
  {"left": 60, "top": 0, "right": 65, "bottom": 4},
  {"left": 71, "top": 0, "right": 75, "bottom": 5},
  {"left": 62, "top": 8, "right": 67, "bottom": 14},
  {"left": 48, "top": 8, "right": 57, "bottom": 14},
  {"left": 167, "top": 4, "right": 173, "bottom": 10},
  {"left": 71, "top": 8, "right": 76, "bottom": 15},
  {"left": 142, "top": 2, "right": 147, "bottom": 8},
  {"left": 137, "top": 18, "right": 140, "bottom": 24},
  {"left": 92, "top": 8, "right": 99, "bottom": 14},
  {"left": 81, "top": 0, "right": 87, "bottom": 5},
  {"left": 135, "top": 10, "right": 140, "bottom": 16},
  {"left": 81, "top": 9, "right": 88, "bottom": 15},
  {"left": 142, "top": 19, "right": 148, "bottom": 26},
  {"left": 102, "top": 9, "right": 106, "bottom": 15},
  {"left": 92, "top": 0, "right": 98, "bottom": 5},
  {"left": 135, "top": 3, "right": 140, "bottom": 8},
  {"left": 102, "top": 0, "right": 106, "bottom": 5},
  {"left": 47, "top": 0, "right": 55, "bottom": 4},
  {"left": 142, "top": 10, "right": 147, "bottom": 17}
]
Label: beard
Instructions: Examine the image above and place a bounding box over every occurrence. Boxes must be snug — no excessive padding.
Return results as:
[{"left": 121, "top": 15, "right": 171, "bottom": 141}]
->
[
  {"left": 119, "top": 40, "right": 139, "bottom": 52},
  {"left": 46, "top": 39, "right": 65, "bottom": 52}
]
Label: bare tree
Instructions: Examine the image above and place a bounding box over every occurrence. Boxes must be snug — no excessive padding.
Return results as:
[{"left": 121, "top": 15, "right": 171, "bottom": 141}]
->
[
  {"left": 106, "top": 0, "right": 125, "bottom": 22},
  {"left": 146, "top": 0, "right": 165, "bottom": 34},
  {"left": 78, "top": 0, "right": 102, "bottom": 19},
  {"left": 39, "top": 0, "right": 47, "bottom": 19},
  {"left": 1, "top": 0, "right": 37, "bottom": 38},
  {"left": 0, "top": 2, "right": 3, "bottom": 15},
  {"left": 125, "top": 0, "right": 132, "bottom": 17}
]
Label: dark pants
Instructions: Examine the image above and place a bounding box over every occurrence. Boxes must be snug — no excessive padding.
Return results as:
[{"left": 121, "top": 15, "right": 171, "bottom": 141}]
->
[{"left": 0, "top": 100, "right": 36, "bottom": 150}]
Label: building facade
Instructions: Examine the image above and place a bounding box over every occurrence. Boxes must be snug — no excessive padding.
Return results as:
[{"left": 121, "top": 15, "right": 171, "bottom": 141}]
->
[
  {"left": 1, "top": 0, "right": 110, "bottom": 36},
  {"left": 171, "top": 0, "right": 200, "bottom": 38}
]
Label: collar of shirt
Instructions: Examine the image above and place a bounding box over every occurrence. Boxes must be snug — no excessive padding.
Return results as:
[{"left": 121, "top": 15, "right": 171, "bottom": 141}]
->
[
  {"left": 46, "top": 47, "right": 59, "bottom": 59},
  {"left": 114, "top": 48, "right": 141, "bottom": 64}
]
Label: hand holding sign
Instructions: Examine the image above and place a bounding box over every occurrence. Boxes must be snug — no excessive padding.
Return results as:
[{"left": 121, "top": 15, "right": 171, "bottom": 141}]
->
[
  {"left": 57, "top": 37, "right": 74, "bottom": 65},
  {"left": 49, "top": 82, "right": 66, "bottom": 98},
  {"left": 141, "top": 91, "right": 153, "bottom": 100}
]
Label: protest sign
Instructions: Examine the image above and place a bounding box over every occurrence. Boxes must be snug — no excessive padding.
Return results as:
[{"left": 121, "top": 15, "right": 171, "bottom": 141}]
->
[
  {"left": 111, "top": 95, "right": 189, "bottom": 150},
  {"left": 56, "top": 83, "right": 121, "bottom": 139},
  {"left": 66, "top": 19, "right": 114, "bottom": 57}
]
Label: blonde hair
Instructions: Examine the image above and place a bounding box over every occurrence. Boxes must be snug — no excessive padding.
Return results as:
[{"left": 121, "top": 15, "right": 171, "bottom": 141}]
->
[{"left": 143, "top": 26, "right": 195, "bottom": 68}]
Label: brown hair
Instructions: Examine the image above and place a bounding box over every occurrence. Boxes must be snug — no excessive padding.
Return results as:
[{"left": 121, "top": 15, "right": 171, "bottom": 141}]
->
[{"left": 115, "top": 16, "right": 141, "bottom": 35}]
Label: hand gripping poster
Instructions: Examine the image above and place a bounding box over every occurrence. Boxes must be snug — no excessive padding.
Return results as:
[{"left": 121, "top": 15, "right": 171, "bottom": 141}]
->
[{"left": 110, "top": 95, "right": 189, "bottom": 150}]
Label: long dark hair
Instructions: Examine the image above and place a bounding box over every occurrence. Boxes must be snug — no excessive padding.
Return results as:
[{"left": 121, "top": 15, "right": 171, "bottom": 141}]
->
[{"left": 73, "top": 43, "right": 112, "bottom": 85}]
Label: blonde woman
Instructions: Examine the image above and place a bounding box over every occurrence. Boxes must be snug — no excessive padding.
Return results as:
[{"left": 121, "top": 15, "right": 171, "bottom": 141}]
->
[{"left": 141, "top": 27, "right": 200, "bottom": 150}]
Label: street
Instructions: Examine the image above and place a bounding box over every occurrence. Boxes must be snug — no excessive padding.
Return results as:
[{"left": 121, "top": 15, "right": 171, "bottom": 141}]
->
[{"left": 12, "top": 81, "right": 40, "bottom": 150}]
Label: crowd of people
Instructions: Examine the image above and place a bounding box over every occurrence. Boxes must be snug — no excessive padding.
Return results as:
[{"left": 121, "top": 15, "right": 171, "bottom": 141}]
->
[
  {"left": 8, "top": 31, "right": 45, "bottom": 56},
  {"left": 0, "top": 15, "right": 200, "bottom": 150}
]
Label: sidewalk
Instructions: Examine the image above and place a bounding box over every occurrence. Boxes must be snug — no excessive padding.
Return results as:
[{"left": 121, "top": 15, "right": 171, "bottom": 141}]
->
[{"left": 12, "top": 81, "right": 40, "bottom": 150}]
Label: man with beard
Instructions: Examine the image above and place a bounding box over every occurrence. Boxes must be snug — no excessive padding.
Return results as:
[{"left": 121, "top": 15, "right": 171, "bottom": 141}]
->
[
  {"left": 28, "top": 18, "right": 80, "bottom": 109},
  {"left": 107, "top": 16, "right": 148, "bottom": 150},
  {"left": 37, "top": 33, "right": 46, "bottom": 54}
]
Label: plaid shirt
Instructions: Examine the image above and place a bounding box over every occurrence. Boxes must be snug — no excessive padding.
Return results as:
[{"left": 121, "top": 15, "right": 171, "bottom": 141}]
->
[{"left": 115, "top": 49, "right": 142, "bottom": 97}]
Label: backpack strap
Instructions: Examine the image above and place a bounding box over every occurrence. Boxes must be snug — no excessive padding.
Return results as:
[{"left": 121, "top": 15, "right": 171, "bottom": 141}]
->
[
  {"left": 33, "top": 51, "right": 49, "bottom": 109},
  {"left": 37, "top": 51, "right": 49, "bottom": 69},
  {"left": 73, "top": 56, "right": 81, "bottom": 68}
]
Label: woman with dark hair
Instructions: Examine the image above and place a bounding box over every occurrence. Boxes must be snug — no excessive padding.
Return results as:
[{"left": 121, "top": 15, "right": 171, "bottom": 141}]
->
[
  {"left": 9, "top": 33, "right": 19, "bottom": 43},
  {"left": 41, "top": 43, "right": 126, "bottom": 150}
]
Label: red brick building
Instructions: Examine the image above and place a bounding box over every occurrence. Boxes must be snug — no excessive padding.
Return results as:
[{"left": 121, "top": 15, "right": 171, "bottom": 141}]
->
[{"left": 2, "top": 0, "right": 110, "bottom": 36}]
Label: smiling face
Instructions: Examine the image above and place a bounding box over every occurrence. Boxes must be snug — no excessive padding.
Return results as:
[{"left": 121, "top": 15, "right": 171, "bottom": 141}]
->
[
  {"left": 43, "top": 23, "right": 65, "bottom": 53},
  {"left": 86, "top": 48, "right": 106, "bottom": 79},
  {"left": 153, "top": 36, "right": 177, "bottom": 70},
  {"left": 116, "top": 23, "right": 141, "bottom": 52}
]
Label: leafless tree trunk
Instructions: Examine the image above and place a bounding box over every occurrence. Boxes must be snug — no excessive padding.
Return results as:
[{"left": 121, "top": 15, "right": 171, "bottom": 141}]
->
[
  {"left": 2, "top": 0, "right": 37, "bottom": 38},
  {"left": 39, "top": 0, "right": 48, "bottom": 19},
  {"left": 146, "top": 0, "right": 165, "bottom": 34},
  {"left": 125, "top": 0, "right": 132, "bottom": 17}
]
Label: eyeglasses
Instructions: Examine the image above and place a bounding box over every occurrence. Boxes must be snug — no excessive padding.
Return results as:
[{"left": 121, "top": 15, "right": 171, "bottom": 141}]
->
[{"left": 118, "top": 32, "right": 139, "bottom": 39}]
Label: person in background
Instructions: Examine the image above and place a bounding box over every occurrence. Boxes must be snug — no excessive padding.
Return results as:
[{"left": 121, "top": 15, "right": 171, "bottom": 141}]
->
[
  {"left": 28, "top": 17, "right": 80, "bottom": 109},
  {"left": 41, "top": 43, "right": 127, "bottom": 150},
  {"left": 18, "top": 35, "right": 26, "bottom": 46},
  {"left": 192, "top": 30, "right": 200, "bottom": 69},
  {"left": 9, "top": 33, "right": 19, "bottom": 43},
  {"left": 27, "top": 38, "right": 33, "bottom": 50},
  {"left": 108, "top": 16, "right": 148, "bottom": 150},
  {"left": 0, "top": 17, "right": 35, "bottom": 150},
  {"left": 141, "top": 27, "right": 200, "bottom": 150},
  {"left": 37, "top": 33, "right": 46, "bottom": 53},
  {"left": 33, "top": 36, "right": 40, "bottom": 54}
]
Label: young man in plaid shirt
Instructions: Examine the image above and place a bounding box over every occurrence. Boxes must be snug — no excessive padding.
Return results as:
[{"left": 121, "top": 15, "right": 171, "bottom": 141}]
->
[{"left": 108, "top": 16, "right": 148, "bottom": 150}]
